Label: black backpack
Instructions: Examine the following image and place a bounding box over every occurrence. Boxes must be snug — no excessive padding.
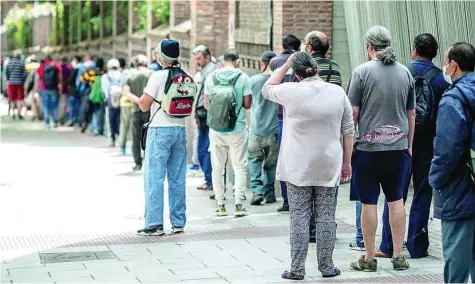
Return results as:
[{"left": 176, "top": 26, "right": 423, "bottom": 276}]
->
[
  {"left": 43, "top": 63, "right": 59, "bottom": 89},
  {"left": 406, "top": 64, "right": 440, "bottom": 128}
]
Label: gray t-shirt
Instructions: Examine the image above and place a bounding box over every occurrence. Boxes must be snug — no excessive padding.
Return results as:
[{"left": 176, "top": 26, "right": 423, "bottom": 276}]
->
[
  {"left": 250, "top": 74, "right": 277, "bottom": 136},
  {"left": 195, "top": 61, "right": 217, "bottom": 109},
  {"left": 348, "top": 60, "right": 415, "bottom": 152}
]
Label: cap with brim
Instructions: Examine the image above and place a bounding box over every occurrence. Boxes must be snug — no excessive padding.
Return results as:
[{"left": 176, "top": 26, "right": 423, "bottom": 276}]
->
[{"left": 261, "top": 51, "right": 277, "bottom": 62}]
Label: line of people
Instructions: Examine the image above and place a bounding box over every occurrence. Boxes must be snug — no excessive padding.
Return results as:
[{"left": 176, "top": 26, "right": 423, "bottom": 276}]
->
[
  {"left": 4, "top": 26, "right": 474, "bottom": 282},
  {"left": 136, "top": 29, "right": 475, "bottom": 282}
]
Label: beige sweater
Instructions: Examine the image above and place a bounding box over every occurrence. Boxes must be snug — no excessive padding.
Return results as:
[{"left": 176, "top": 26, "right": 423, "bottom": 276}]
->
[{"left": 263, "top": 76, "right": 354, "bottom": 187}]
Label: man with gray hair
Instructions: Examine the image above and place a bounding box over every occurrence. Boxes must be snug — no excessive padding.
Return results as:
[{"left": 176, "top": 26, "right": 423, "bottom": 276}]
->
[
  {"left": 348, "top": 25, "right": 414, "bottom": 271},
  {"left": 123, "top": 54, "right": 152, "bottom": 171},
  {"left": 192, "top": 45, "right": 217, "bottom": 191},
  {"left": 301, "top": 31, "right": 342, "bottom": 86}
]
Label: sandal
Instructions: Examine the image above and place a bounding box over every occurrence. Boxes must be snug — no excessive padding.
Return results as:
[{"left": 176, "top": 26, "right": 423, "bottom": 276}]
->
[
  {"left": 281, "top": 270, "right": 304, "bottom": 280},
  {"left": 392, "top": 255, "right": 409, "bottom": 270},
  {"left": 350, "top": 255, "right": 378, "bottom": 272},
  {"left": 197, "top": 183, "right": 212, "bottom": 190}
]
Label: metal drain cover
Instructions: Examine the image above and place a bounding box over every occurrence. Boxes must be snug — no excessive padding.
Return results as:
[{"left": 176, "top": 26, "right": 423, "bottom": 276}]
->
[{"left": 39, "top": 251, "right": 116, "bottom": 264}]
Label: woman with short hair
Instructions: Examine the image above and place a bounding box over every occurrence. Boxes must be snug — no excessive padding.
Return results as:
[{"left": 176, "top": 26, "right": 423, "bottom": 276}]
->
[{"left": 263, "top": 52, "right": 354, "bottom": 280}]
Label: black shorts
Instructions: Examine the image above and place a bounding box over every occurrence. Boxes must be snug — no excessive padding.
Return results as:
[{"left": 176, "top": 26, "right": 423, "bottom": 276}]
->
[{"left": 351, "top": 150, "right": 412, "bottom": 205}]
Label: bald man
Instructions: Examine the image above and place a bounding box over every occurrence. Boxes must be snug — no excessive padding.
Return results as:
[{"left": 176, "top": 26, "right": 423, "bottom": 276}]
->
[{"left": 301, "top": 31, "right": 342, "bottom": 86}]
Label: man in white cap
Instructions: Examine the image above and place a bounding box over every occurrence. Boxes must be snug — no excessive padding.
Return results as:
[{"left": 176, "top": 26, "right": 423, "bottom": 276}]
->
[{"left": 102, "top": 58, "right": 123, "bottom": 146}]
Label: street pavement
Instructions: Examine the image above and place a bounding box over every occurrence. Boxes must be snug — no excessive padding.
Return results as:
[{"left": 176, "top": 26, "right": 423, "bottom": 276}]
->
[{"left": 0, "top": 103, "right": 444, "bottom": 283}]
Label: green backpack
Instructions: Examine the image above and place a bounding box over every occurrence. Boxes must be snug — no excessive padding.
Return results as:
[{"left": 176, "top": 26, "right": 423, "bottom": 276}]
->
[
  {"left": 206, "top": 73, "right": 242, "bottom": 132},
  {"left": 89, "top": 75, "right": 103, "bottom": 104}
]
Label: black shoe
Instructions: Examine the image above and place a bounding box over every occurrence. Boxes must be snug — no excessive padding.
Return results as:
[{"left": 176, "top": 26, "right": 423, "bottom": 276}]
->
[
  {"left": 250, "top": 195, "right": 264, "bottom": 205},
  {"left": 265, "top": 197, "right": 277, "bottom": 204},
  {"left": 18, "top": 114, "right": 24, "bottom": 120},
  {"left": 81, "top": 126, "right": 87, "bottom": 133},
  {"left": 137, "top": 225, "right": 165, "bottom": 236},
  {"left": 66, "top": 121, "right": 76, "bottom": 127},
  {"left": 133, "top": 164, "right": 142, "bottom": 171},
  {"left": 277, "top": 205, "right": 289, "bottom": 212}
]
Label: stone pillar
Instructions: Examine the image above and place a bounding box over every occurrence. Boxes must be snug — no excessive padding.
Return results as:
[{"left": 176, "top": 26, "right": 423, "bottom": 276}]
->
[
  {"left": 78, "top": 1, "right": 82, "bottom": 42},
  {"left": 272, "top": 0, "right": 333, "bottom": 56},
  {"left": 146, "top": 0, "right": 153, "bottom": 59},
  {"left": 128, "top": 0, "right": 133, "bottom": 60},
  {"left": 190, "top": 0, "right": 229, "bottom": 74},
  {"left": 99, "top": 1, "right": 104, "bottom": 39},
  {"left": 112, "top": 0, "right": 117, "bottom": 57},
  {"left": 87, "top": 2, "right": 92, "bottom": 42},
  {"left": 69, "top": 4, "right": 74, "bottom": 45}
]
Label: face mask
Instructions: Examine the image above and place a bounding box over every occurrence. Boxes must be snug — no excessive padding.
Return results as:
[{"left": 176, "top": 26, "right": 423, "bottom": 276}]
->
[{"left": 443, "top": 64, "right": 453, "bottom": 84}]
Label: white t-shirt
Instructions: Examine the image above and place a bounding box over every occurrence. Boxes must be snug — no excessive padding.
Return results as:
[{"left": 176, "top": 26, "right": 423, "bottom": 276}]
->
[{"left": 143, "top": 70, "right": 186, "bottom": 127}]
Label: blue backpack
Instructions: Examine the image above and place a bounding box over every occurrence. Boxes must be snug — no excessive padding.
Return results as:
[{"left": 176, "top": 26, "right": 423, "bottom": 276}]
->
[{"left": 108, "top": 75, "right": 122, "bottom": 108}]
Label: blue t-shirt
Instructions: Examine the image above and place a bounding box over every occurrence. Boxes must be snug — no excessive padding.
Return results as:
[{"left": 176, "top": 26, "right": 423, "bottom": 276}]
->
[{"left": 249, "top": 74, "right": 277, "bottom": 136}]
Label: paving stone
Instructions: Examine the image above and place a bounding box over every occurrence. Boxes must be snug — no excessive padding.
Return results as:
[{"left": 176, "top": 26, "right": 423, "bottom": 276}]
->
[
  {"left": 40, "top": 246, "right": 110, "bottom": 253},
  {"left": 9, "top": 263, "right": 85, "bottom": 275},
  {"left": 216, "top": 268, "right": 288, "bottom": 278},
  {"left": 169, "top": 265, "right": 252, "bottom": 275},
  {"left": 226, "top": 274, "right": 302, "bottom": 283},
  {"left": 3, "top": 268, "right": 52, "bottom": 283},
  {"left": 1, "top": 252, "right": 44, "bottom": 269}
]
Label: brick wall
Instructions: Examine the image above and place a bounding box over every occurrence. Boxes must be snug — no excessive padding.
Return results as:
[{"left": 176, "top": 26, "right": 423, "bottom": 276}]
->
[
  {"left": 174, "top": 0, "right": 191, "bottom": 25},
  {"left": 273, "top": 0, "right": 333, "bottom": 57},
  {"left": 189, "top": 0, "right": 229, "bottom": 74}
]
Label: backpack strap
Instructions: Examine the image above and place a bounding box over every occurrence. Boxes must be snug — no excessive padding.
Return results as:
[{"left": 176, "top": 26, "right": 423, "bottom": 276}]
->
[
  {"left": 405, "top": 63, "right": 417, "bottom": 77},
  {"left": 422, "top": 67, "right": 441, "bottom": 83},
  {"left": 326, "top": 61, "right": 332, "bottom": 83}
]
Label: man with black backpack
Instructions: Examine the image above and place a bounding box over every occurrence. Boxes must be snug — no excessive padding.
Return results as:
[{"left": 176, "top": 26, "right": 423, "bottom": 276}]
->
[
  {"left": 400, "top": 34, "right": 449, "bottom": 259},
  {"left": 192, "top": 45, "right": 217, "bottom": 191},
  {"left": 34, "top": 55, "right": 63, "bottom": 128},
  {"left": 204, "top": 48, "right": 252, "bottom": 217},
  {"left": 429, "top": 42, "right": 475, "bottom": 283}
]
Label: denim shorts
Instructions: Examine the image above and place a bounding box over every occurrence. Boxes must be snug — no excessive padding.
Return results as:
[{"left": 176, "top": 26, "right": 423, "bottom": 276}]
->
[{"left": 351, "top": 150, "right": 412, "bottom": 205}]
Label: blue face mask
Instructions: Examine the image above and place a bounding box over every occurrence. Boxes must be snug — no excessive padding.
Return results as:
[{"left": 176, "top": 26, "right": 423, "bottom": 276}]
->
[{"left": 443, "top": 63, "right": 453, "bottom": 84}]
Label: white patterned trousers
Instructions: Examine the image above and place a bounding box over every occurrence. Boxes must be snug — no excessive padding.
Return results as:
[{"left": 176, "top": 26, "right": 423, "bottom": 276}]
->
[{"left": 287, "top": 183, "right": 338, "bottom": 277}]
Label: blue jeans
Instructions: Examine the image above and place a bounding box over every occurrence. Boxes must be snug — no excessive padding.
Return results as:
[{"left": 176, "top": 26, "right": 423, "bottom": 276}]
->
[
  {"left": 40, "top": 90, "right": 59, "bottom": 125},
  {"left": 277, "top": 118, "right": 288, "bottom": 207},
  {"left": 144, "top": 127, "right": 187, "bottom": 228},
  {"left": 108, "top": 108, "right": 120, "bottom": 141},
  {"left": 441, "top": 217, "right": 475, "bottom": 283},
  {"left": 91, "top": 103, "right": 105, "bottom": 134},
  {"left": 67, "top": 95, "right": 81, "bottom": 123},
  {"left": 248, "top": 134, "right": 278, "bottom": 199},
  {"left": 198, "top": 126, "right": 212, "bottom": 186},
  {"left": 356, "top": 201, "right": 363, "bottom": 241}
]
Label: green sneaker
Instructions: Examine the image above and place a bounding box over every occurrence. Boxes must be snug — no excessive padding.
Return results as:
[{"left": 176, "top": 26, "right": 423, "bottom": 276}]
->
[
  {"left": 350, "top": 255, "right": 377, "bottom": 272},
  {"left": 234, "top": 204, "right": 249, "bottom": 217},
  {"left": 392, "top": 255, "right": 409, "bottom": 270},
  {"left": 216, "top": 205, "right": 227, "bottom": 217}
]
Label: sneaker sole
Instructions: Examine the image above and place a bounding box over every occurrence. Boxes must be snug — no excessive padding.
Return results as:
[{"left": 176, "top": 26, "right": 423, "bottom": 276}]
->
[
  {"left": 349, "top": 246, "right": 365, "bottom": 251},
  {"left": 136, "top": 231, "right": 165, "bottom": 236}
]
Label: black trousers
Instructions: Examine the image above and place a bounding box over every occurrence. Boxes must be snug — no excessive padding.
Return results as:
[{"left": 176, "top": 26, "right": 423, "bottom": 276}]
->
[{"left": 131, "top": 110, "right": 150, "bottom": 166}]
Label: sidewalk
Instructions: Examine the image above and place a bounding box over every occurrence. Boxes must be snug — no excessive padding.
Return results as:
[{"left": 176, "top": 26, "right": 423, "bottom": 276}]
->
[{"left": 0, "top": 110, "right": 444, "bottom": 283}]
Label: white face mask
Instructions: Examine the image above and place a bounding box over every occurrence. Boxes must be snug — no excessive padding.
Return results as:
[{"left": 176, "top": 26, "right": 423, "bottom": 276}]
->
[{"left": 443, "top": 64, "right": 453, "bottom": 84}]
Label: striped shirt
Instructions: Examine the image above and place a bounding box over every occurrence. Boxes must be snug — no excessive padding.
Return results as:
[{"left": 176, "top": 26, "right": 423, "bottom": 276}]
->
[
  {"left": 312, "top": 54, "right": 342, "bottom": 86},
  {"left": 6, "top": 58, "right": 27, "bottom": 85}
]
